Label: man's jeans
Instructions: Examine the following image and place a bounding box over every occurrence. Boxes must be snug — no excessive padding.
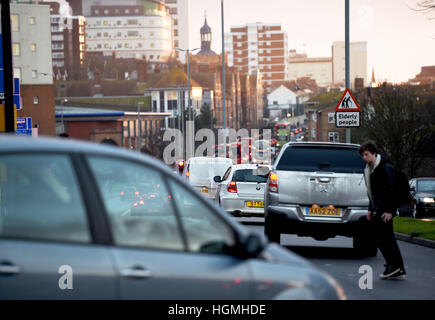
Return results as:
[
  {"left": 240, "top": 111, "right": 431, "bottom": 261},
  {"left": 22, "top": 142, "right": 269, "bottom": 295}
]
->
[{"left": 370, "top": 213, "right": 405, "bottom": 269}]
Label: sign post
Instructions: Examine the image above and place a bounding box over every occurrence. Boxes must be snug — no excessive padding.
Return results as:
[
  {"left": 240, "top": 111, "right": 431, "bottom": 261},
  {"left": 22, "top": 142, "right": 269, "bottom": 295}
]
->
[{"left": 1, "top": 0, "right": 16, "bottom": 133}]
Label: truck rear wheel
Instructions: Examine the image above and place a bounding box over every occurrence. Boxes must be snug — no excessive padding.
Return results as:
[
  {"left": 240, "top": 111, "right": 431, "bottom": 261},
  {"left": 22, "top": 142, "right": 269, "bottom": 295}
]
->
[
  {"left": 353, "top": 234, "right": 377, "bottom": 257},
  {"left": 265, "top": 221, "right": 281, "bottom": 244}
]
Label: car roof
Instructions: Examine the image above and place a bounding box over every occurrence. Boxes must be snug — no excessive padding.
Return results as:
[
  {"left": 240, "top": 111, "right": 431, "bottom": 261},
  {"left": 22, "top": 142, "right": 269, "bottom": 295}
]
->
[
  {"left": 413, "top": 177, "right": 435, "bottom": 181},
  {"left": 187, "top": 156, "right": 233, "bottom": 164},
  {"left": 284, "top": 141, "right": 360, "bottom": 148},
  {"left": 0, "top": 135, "right": 170, "bottom": 172}
]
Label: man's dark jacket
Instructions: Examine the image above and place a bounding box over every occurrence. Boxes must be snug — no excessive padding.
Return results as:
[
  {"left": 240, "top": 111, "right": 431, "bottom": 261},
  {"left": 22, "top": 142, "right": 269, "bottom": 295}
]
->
[{"left": 364, "top": 155, "right": 397, "bottom": 216}]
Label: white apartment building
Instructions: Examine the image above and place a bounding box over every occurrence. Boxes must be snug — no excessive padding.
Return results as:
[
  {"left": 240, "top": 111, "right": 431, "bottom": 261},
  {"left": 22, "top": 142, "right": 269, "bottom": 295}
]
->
[
  {"left": 225, "top": 23, "right": 288, "bottom": 93},
  {"left": 164, "top": 0, "right": 191, "bottom": 64},
  {"left": 84, "top": 1, "right": 173, "bottom": 66},
  {"left": 332, "top": 41, "right": 367, "bottom": 88},
  {"left": 10, "top": 3, "right": 53, "bottom": 85},
  {"left": 288, "top": 50, "right": 332, "bottom": 88}
]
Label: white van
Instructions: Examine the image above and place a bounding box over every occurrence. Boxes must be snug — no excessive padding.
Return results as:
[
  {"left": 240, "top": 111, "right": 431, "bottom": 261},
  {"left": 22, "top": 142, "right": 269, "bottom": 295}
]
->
[{"left": 183, "top": 157, "right": 233, "bottom": 199}]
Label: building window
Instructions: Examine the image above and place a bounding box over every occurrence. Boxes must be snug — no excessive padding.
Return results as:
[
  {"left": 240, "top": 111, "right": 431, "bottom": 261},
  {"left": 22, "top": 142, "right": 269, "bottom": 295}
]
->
[
  {"left": 117, "top": 43, "right": 122, "bottom": 48},
  {"left": 11, "top": 14, "right": 19, "bottom": 31},
  {"left": 13, "top": 67, "right": 21, "bottom": 79},
  {"left": 30, "top": 43, "right": 36, "bottom": 52},
  {"left": 173, "top": 19, "right": 178, "bottom": 26},
  {"left": 150, "top": 42, "right": 155, "bottom": 48},
  {"left": 104, "top": 44, "right": 109, "bottom": 49},
  {"left": 94, "top": 9, "right": 99, "bottom": 15},
  {"left": 128, "top": 30, "right": 139, "bottom": 37},
  {"left": 134, "top": 8, "right": 140, "bottom": 14},
  {"left": 127, "top": 19, "right": 138, "bottom": 25},
  {"left": 52, "top": 52, "right": 64, "bottom": 59},
  {"left": 328, "top": 132, "right": 339, "bottom": 142},
  {"left": 104, "top": 9, "right": 109, "bottom": 15},
  {"left": 12, "top": 43, "right": 20, "bottom": 56},
  {"left": 52, "top": 34, "right": 64, "bottom": 41},
  {"left": 117, "top": 20, "right": 121, "bottom": 25},
  {"left": 104, "top": 32, "right": 109, "bottom": 37},
  {"left": 33, "top": 96, "right": 39, "bottom": 104},
  {"left": 115, "top": 9, "right": 120, "bottom": 14},
  {"left": 169, "top": 8, "right": 177, "bottom": 14},
  {"left": 103, "top": 21, "right": 108, "bottom": 25},
  {"left": 97, "top": 32, "right": 102, "bottom": 37},
  {"left": 328, "top": 113, "right": 335, "bottom": 123},
  {"left": 97, "top": 44, "right": 102, "bottom": 49},
  {"left": 29, "top": 17, "right": 36, "bottom": 25},
  {"left": 125, "top": 43, "right": 130, "bottom": 48},
  {"left": 125, "top": 9, "right": 130, "bottom": 14},
  {"left": 311, "top": 128, "right": 316, "bottom": 139}
]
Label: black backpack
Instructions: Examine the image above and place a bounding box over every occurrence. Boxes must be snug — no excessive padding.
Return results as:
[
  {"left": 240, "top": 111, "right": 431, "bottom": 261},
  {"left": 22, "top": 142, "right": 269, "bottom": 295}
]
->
[{"left": 392, "top": 168, "right": 412, "bottom": 214}]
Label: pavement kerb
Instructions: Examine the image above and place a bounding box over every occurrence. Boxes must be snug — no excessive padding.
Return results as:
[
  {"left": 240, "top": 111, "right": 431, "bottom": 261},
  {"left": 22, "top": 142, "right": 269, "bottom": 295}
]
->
[{"left": 395, "top": 232, "right": 435, "bottom": 249}]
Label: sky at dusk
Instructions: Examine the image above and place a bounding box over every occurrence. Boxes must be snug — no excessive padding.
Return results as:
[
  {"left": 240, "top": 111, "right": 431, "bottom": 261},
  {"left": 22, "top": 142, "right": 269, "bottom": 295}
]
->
[{"left": 190, "top": 0, "right": 435, "bottom": 84}]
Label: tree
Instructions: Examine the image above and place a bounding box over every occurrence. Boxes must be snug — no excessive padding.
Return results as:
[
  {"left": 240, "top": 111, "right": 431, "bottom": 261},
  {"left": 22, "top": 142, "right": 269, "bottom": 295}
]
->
[
  {"left": 195, "top": 102, "right": 215, "bottom": 131},
  {"left": 412, "top": 0, "right": 435, "bottom": 19},
  {"left": 353, "top": 86, "right": 434, "bottom": 178}
]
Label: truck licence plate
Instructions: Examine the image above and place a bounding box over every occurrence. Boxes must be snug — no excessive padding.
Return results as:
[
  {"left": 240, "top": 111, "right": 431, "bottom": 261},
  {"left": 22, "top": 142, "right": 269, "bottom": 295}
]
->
[{"left": 306, "top": 207, "right": 341, "bottom": 216}]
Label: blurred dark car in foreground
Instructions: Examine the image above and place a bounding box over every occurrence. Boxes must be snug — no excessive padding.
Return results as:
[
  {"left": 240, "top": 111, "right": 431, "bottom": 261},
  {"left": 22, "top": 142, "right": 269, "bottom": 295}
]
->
[
  {"left": 0, "top": 136, "right": 344, "bottom": 300},
  {"left": 409, "top": 178, "right": 435, "bottom": 218}
]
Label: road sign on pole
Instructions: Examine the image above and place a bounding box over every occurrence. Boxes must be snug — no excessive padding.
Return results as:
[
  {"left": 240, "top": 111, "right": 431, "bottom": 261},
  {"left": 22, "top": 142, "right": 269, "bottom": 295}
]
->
[
  {"left": 336, "top": 111, "right": 360, "bottom": 127},
  {"left": 336, "top": 88, "right": 360, "bottom": 112},
  {"left": 335, "top": 88, "right": 361, "bottom": 128}
]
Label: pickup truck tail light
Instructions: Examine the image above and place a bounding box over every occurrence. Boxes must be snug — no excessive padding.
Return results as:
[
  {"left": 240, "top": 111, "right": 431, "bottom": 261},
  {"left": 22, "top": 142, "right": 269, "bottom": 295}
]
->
[{"left": 269, "top": 172, "right": 278, "bottom": 192}]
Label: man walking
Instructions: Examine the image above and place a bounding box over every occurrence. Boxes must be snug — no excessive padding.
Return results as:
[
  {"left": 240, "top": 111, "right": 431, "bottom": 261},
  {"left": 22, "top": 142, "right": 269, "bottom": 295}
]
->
[{"left": 359, "top": 141, "right": 406, "bottom": 279}]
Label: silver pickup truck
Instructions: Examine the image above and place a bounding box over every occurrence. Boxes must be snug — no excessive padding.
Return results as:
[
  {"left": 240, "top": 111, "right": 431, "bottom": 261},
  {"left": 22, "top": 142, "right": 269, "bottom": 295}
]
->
[{"left": 264, "top": 142, "right": 377, "bottom": 256}]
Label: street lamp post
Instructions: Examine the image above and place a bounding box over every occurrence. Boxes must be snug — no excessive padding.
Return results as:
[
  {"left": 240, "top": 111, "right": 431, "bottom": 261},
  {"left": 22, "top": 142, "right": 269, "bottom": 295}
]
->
[
  {"left": 175, "top": 47, "right": 200, "bottom": 160},
  {"left": 137, "top": 101, "right": 144, "bottom": 151},
  {"left": 61, "top": 98, "right": 68, "bottom": 133},
  {"left": 345, "top": 0, "right": 351, "bottom": 143},
  {"left": 221, "top": 0, "right": 227, "bottom": 155}
]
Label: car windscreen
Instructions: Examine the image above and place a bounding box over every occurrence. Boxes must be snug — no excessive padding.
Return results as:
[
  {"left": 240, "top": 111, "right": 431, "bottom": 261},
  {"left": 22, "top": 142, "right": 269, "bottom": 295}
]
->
[
  {"left": 417, "top": 180, "right": 435, "bottom": 192},
  {"left": 233, "top": 169, "right": 268, "bottom": 183},
  {"left": 276, "top": 146, "right": 365, "bottom": 173}
]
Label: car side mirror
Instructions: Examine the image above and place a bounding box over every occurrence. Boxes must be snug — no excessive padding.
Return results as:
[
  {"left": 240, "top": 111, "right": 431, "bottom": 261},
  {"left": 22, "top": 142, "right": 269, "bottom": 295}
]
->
[
  {"left": 410, "top": 186, "right": 415, "bottom": 192},
  {"left": 243, "top": 233, "right": 264, "bottom": 258},
  {"left": 213, "top": 176, "right": 222, "bottom": 183}
]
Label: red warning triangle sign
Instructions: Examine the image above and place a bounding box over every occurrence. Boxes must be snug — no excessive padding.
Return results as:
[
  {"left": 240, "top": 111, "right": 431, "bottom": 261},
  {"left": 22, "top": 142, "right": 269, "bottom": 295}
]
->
[{"left": 335, "top": 88, "right": 360, "bottom": 111}]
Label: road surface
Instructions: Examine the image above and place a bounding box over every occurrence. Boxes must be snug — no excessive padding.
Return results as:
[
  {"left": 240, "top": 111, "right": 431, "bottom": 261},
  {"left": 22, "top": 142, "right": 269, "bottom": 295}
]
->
[{"left": 246, "top": 224, "right": 435, "bottom": 300}]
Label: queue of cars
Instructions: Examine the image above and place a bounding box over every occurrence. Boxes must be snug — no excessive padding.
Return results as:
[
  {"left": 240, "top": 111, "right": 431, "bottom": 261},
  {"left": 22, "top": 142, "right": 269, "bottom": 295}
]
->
[
  {"left": 190, "top": 141, "right": 433, "bottom": 259},
  {"left": 0, "top": 136, "right": 344, "bottom": 300}
]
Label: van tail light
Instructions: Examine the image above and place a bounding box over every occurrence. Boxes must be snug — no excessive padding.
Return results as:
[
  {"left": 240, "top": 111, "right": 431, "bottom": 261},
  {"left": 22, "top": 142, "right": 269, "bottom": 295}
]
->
[
  {"left": 269, "top": 172, "right": 278, "bottom": 192},
  {"left": 227, "top": 181, "right": 238, "bottom": 193},
  {"left": 177, "top": 160, "right": 185, "bottom": 174},
  {"left": 186, "top": 170, "right": 190, "bottom": 179}
]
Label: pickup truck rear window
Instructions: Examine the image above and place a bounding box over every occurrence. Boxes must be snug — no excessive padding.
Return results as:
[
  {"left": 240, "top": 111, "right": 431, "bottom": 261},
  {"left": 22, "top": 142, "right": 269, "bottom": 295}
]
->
[{"left": 276, "top": 146, "right": 365, "bottom": 173}]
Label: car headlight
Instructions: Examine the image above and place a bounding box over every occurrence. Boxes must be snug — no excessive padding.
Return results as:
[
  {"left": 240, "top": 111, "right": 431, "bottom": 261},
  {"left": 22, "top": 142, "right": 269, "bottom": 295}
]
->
[{"left": 421, "top": 197, "right": 435, "bottom": 204}]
